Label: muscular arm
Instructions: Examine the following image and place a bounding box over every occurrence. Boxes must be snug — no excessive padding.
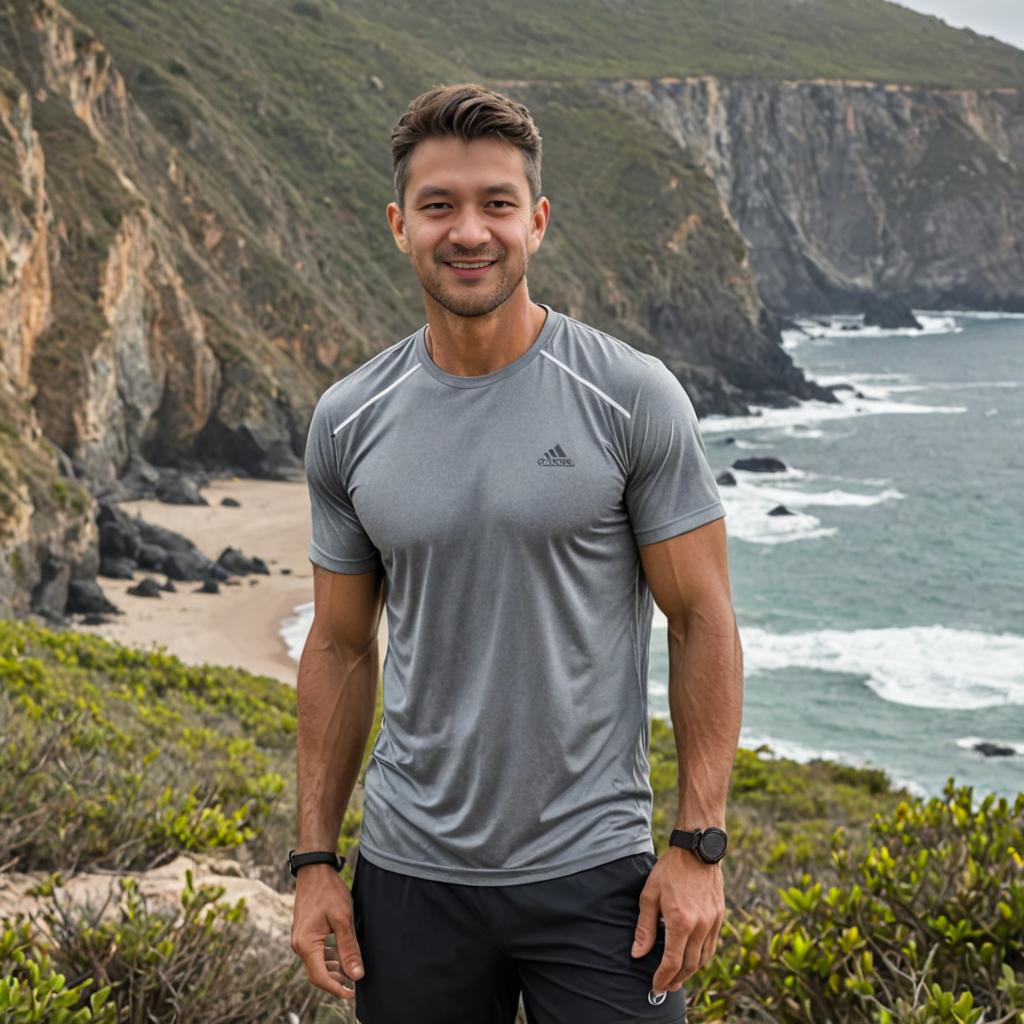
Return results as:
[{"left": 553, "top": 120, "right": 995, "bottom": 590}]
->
[
  {"left": 292, "top": 561, "right": 385, "bottom": 1001},
  {"left": 296, "top": 562, "right": 385, "bottom": 848},
  {"left": 643, "top": 517, "right": 744, "bottom": 830},
  {"left": 631, "top": 516, "right": 743, "bottom": 995}
]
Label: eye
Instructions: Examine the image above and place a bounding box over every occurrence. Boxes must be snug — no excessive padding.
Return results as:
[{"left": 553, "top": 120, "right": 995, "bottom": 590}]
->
[
  {"left": 490, "top": 200, "right": 513, "bottom": 208},
  {"left": 423, "top": 202, "right": 450, "bottom": 210}
]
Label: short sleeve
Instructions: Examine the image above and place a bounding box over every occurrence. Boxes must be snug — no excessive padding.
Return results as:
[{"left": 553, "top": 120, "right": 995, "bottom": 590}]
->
[
  {"left": 304, "top": 397, "right": 382, "bottom": 575},
  {"left": 625, "top": 360, "right": 726, "bottom": 546}
]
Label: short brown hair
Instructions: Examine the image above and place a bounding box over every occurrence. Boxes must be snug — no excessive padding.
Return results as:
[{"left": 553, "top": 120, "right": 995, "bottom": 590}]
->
[{"left": 390, "top": 83, "right": 543, "bottom": 213}]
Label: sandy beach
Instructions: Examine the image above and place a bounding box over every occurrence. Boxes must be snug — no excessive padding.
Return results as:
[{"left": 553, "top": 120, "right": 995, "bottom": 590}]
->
[{"left": 77, "top": 477, "right": 387, "bottom": 686}]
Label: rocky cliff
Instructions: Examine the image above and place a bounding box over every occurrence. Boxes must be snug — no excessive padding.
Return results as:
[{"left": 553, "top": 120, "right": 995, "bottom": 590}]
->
[
  {"left": 609, "top": 75, "right": 1024, "bottom": 314},
  {"left": 8, "top": 0, "right": 1023, "bottom": 622}
]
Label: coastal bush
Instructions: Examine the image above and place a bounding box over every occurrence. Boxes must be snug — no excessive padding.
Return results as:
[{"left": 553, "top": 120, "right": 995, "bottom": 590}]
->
[
  {"left": 684, "top": 781, "right": 1024, "bottom": 1022},
  {"left": 0, "top": 617, "right": 375, "bottom": 881},
  {"left": 0, "top": 619, "right": 295, "bottom": 873},
  {"left": 4, "top": 617, "right": 1022, "bottom": 1021},
  {"left": 2, "top": 869, "right": 328, "bottom": 1023}
]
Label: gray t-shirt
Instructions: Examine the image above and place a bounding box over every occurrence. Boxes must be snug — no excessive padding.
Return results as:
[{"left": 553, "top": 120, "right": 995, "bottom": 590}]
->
[{"left": 305, "top": 302, "right": 726, "bottom": 885}]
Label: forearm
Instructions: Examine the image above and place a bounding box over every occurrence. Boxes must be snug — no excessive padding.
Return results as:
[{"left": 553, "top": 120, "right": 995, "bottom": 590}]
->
[
  {"left": 295, "top": 632, "right": 380, "bottom": 850},
  {"left": 665, "top": 601, "right": 743, "bottom": 829}
]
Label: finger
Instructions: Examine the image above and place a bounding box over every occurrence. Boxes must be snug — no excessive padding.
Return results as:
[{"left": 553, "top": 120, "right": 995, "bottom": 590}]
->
[
  {"left": 700, "top": 918, "right": 722, "bottom": 968},
  {"left": 325, "top": 963, "right": 356, "bottom": 992},
  {"left": 668, "top": 924, "right": 713, "bottom": 990},
  {"left": 298, "top": 937, "right": 352, "bottom": 1000},
  {"left": 631, "top": 887, "right": 661, "bottom": 958},
  {"left": 651, "top": 922, "right": 689, "bottom": 992},
  {"left": 330, "top": 913, "right": 365, "bottom": 982}
]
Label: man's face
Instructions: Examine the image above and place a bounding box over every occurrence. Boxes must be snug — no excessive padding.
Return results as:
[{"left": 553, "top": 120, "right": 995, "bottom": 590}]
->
[{"left": 387, "top": 136, "right": 549, "bottom": 318}]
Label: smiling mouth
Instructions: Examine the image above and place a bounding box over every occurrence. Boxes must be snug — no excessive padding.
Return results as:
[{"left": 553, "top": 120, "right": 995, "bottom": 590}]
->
[{"left": 444, "top": 260, "right": 497, "bottom": 269}]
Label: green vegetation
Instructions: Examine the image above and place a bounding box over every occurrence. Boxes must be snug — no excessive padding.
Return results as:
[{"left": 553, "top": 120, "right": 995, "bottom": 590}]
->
[
  {"left": 1, "top": 618, "right": 1021, "bottom": 1021},
  {"left": 64, "top": 0, "right": 1024, "bottom": 93},
  {"left": 1, "top": 870, "right": 320, "bottom": 1022}
]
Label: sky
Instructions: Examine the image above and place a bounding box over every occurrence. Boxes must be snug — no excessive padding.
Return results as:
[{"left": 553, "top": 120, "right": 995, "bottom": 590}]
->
[{"left": 894, "top": 0, "right": 1024, "bottom": 50}]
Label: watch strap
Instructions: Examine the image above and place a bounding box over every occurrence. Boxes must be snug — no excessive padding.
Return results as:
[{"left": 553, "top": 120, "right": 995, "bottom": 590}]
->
[
  {"left": 669, "top": 828, "right": 701, "bottom": 852},
  {"left": 288, "top": 848, "right": 343, "bottom": 877}
]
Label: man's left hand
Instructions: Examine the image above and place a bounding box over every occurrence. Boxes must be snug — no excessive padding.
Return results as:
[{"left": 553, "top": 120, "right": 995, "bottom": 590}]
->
[{"left": 630, "top": 846, "right": 724, "bottom": 994}]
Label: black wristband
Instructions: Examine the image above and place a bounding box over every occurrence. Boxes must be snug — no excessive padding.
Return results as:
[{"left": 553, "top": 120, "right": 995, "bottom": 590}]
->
[{"left": 287, "top": 848, "right": 343, "bottom": 878}]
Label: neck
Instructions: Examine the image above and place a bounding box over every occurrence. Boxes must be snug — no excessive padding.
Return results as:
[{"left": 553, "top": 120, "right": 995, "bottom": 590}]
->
[{"left": 423, "top": 290, "right": 547, "bottom": 377}]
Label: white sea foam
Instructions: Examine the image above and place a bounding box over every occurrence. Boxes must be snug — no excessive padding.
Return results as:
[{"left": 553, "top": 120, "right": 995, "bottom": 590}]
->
[
  {"left": 700, "top": 387, "right": 966, "bottom": 436},
  {"left": 924, "top": 309, "right": 1024, "bottom": 320},
  {"left": 652, "top": 617, "right": 1024, "bottom": 711},
  {"left": 781, "top": 314, "right": 961, "bottom": 349},
  {"left": 280, "top": 600, "right": 315, "bottom": 662},
  {"left": 734, "top": 730, "right": 930, "bottom": 797},
  {"left": 711, "top": 460, "right": 903, "bottom": 544}
]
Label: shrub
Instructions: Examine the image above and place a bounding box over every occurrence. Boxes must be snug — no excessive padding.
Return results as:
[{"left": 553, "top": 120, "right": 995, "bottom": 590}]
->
[{"left": 3, "top": 868, "right": 329, "bottom": 1022}]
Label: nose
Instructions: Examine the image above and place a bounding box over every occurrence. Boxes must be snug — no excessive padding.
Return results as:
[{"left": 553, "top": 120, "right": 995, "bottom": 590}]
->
[{"left": 448, "top": 207, "right": 491, "bottom": 250}]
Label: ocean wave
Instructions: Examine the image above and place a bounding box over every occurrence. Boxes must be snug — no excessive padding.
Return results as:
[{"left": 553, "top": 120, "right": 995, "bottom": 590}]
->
[
  {"left": 280, "top": 599, "right": 314, "bottom": 662},
  {"left": 922, "top": 309, "right": 1024, "bottom": 320},
  {"left": 650, "top": 619, "right": 1024, "bottom": 711},
  {"left": 781, "top": 314, "right": 961, "bottom": 347},
  {"left": 700, "top": 388, "right": 966, "bottom": 435},
  {"left": 711, "top": 462, "right": 903, "bottom": 544}
]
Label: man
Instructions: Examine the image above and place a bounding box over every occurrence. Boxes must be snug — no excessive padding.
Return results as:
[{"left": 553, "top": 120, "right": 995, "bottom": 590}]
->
[{"left": 290, "top": 82, "right": 743, "bottom": 1024}]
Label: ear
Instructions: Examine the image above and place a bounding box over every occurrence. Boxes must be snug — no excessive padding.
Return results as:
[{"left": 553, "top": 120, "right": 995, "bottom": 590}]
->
[
  {"left": 386, "top": 201, "right": 410, "bottom": 254},
  {"left": 527, "top": 195, "right": 551, "bottom": 255}
]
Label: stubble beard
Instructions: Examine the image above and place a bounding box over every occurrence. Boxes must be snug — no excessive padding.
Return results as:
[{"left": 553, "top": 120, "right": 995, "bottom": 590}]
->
[{"left": 419, "top": 253, "right": 528, "bottom": 319}]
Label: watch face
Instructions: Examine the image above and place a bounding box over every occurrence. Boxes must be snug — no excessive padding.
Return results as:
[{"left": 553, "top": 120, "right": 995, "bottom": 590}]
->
[{"left": 698, "top": 828, "right": 727, "bottom": 862}]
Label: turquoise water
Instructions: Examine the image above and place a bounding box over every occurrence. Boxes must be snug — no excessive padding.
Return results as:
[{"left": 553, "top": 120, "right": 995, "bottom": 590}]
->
[{"left": 649, "top": 312, "right": 1024, "bottom": 800}]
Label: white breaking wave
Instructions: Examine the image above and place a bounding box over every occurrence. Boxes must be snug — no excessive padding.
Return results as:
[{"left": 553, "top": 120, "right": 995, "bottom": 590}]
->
[
  {"left": 648, "top": 619, "right": 1024, "bottom": 711},
  {"left": 923, "top": 309, "right": 1024, "bottom": 320},
  {"left": 711, "top": 462, "right": 903, "bottom": 544},
  {"left": 781, "top": 314, "right": 961, "bottom": 349},
  {"left": 700, "top": 386, "right": 966, "bottom": 436},
  {"left": 280, "top": 600, "right": 315, "bottom": 662}
]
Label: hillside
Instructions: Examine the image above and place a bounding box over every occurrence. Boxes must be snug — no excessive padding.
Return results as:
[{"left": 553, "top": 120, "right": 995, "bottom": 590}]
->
[
  {"left": 2, "top": 0, "right": 1023, "bottom": 620},
  {"left": 326, "top": 0, "right": 1024, "bottom": 89}
]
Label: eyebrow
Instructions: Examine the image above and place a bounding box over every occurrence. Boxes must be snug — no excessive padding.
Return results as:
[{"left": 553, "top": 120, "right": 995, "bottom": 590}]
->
[{"left": 412, "top": 182, "right": 522, "bottom": 204}]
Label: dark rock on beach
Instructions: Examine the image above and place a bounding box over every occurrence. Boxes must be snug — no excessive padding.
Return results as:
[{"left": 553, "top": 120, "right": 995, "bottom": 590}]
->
[
  {"left": 99, "top": 555, "right": 136, "bottom": 579},
  {"left": 217, "top": 547, "right": 270, "bottom": 576},
  {"left": 66, "top": 579, "right": 120, "bottom": 615},
  {"left": 221, "top": 497, "right": 241, "bottom": 507},
  {"left": 196, "top": 579, "right": 221, "bottom": 594},
  {"left": 716, "top": 471, "right": 737, "bottom": 487},
  {"left": 127, "top": 577, "right": 164, "bottom": 598},
  {"left": 768, "top": 504, "right": 795, "bottom": 516},
  {"left": 155, "top": 474, "right": 209, "bottom": 506}
]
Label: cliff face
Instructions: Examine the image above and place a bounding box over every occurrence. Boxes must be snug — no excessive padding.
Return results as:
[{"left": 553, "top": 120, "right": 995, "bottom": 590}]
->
[
  {"left": 11, "top": 0, "right": 1021, "bottom": 618},
  {"left": 608, "top": 76, "right": 1024, "bottom": 314}
]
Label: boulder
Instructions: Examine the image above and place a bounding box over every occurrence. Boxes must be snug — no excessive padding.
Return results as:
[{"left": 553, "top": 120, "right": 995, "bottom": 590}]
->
[
  {"left": 732, "top": 456, "right": 788, "bottom": 473},
  {"left": 863, "top": 296, "right": 922, "bottom": 330},
  {"left": 66, "top": 579, "right": 120, "bottom": 615}
]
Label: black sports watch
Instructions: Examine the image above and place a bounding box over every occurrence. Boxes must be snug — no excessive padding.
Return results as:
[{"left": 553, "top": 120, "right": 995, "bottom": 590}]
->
[
  {"left": 669, "top": 827, "right": 728, "bottom": 864},
  {"left": 287, "top": 848, "right": 343, "bottom": 877}
]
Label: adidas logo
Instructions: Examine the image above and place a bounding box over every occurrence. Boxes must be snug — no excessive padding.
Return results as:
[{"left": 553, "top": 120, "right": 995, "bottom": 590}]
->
[{"left": 537, "top": 443, "right": 575, "bottom": 467}]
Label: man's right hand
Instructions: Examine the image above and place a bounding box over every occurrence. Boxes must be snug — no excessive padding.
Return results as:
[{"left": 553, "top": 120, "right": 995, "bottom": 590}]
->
[{"left": 290, "top": 863, "right": 365, "bottom": 1000}]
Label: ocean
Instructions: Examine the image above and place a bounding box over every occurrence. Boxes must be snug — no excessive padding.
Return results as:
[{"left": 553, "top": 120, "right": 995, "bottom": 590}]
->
[{"left": 280, "top": 311, "right": 1024, "bottom": 801}]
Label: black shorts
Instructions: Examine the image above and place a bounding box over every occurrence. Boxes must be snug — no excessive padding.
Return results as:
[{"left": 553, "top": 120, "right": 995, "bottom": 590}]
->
[{"left": 350, "top": 849, "right": 688, "bottom": 1024}]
